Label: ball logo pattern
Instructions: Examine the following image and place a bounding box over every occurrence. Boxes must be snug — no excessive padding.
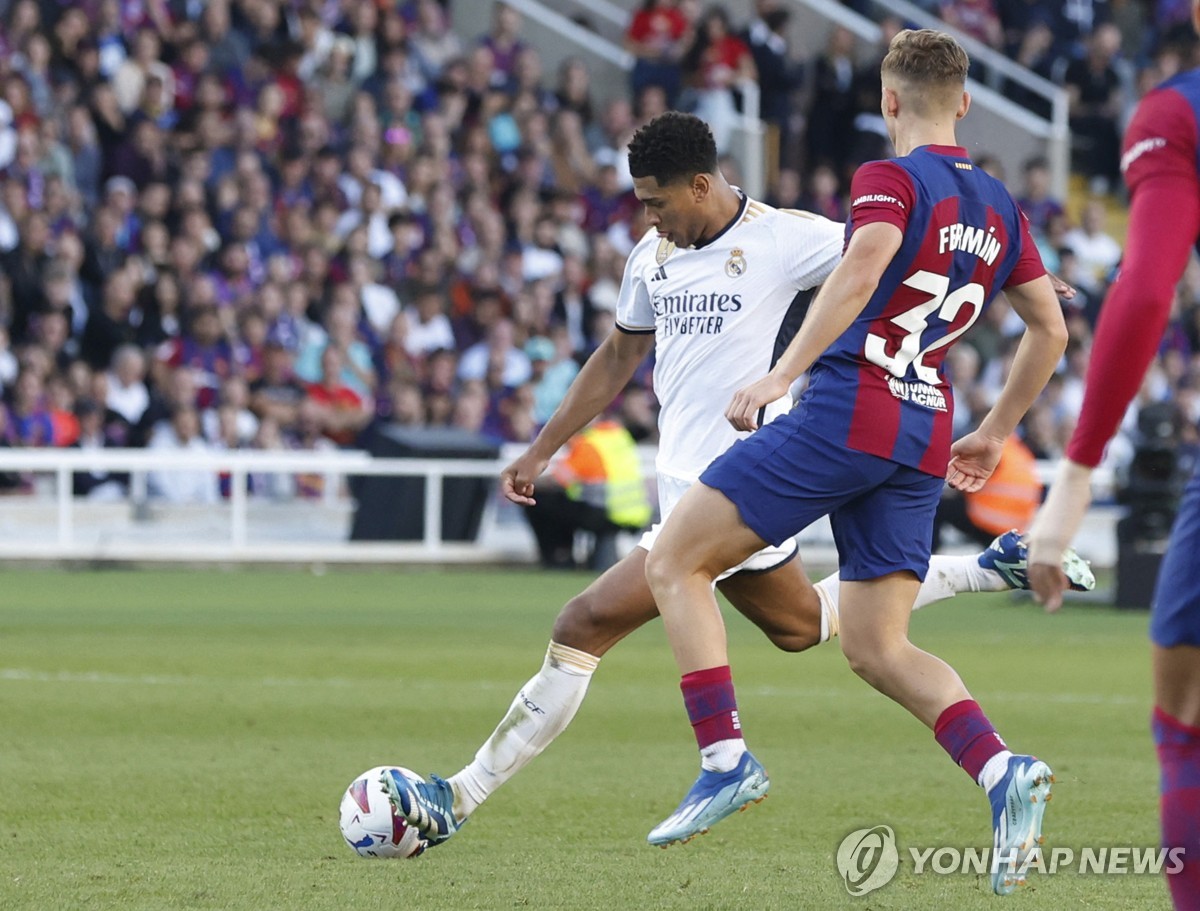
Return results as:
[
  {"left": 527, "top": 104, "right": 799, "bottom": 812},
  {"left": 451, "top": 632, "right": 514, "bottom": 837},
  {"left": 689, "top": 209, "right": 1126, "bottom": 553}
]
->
[{"left": 338, "top": 766, "right": 427, "bottom": 859}]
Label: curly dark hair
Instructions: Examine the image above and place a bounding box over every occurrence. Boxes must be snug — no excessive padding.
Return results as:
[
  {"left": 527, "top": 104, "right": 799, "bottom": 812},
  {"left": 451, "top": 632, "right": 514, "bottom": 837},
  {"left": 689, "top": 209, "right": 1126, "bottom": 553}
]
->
[{"left": 627, "top": 112, "right": 718, "bottom": 186}]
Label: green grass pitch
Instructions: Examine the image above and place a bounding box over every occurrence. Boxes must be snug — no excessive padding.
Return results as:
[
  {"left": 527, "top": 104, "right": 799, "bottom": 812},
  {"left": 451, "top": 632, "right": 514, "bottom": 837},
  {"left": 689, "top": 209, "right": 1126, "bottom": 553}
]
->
[{"left": 0, "top": 567, "right": 1170, "bottom": 910}]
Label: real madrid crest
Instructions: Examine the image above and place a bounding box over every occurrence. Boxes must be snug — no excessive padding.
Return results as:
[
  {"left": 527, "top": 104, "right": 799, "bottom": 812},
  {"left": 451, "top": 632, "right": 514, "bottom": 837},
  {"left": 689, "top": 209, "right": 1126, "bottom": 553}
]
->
[
  {"left": 725, "top": 247, "right": 747, "bottom": 278},
  {"left": 655, "top": 237, "right": 676, "bottom": 265}
]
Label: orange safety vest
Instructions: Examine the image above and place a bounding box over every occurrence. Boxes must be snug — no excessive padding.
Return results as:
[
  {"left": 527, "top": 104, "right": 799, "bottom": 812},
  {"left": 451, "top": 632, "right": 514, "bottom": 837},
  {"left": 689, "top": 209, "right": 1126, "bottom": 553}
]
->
[
  {"left": 965, "top": 435, "right": 1044, "bottom": 536},
  {"left": 554, "top": 420, "right": 652, "bottom": 528}
]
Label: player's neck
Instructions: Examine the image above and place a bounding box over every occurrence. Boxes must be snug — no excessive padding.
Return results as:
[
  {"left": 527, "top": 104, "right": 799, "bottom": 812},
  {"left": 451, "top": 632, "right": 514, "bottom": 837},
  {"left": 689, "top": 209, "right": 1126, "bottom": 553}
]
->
[
  {"left": 698, "top": 183, "right": 744, "bottom": 246},
  {"left": 892, "top": 121, "right": 959, "bottom": 157}
]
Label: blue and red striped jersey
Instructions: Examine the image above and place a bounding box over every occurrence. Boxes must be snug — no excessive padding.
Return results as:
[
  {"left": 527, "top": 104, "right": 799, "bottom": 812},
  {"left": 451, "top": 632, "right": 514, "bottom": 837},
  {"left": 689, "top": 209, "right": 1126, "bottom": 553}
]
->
[{"left": 799, "top": 145, "right": 1046, "bottom": 476}]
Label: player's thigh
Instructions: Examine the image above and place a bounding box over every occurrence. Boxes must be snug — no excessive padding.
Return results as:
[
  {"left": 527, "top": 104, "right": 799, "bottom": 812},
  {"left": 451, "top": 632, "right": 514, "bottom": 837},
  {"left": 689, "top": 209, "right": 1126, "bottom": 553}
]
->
[
  {"left": 1151, "top": 469, "right": 1200, "bottom": 649},
  {"left": 1153, "top": 645, "right": 1200, "bottom": 728},
  {"left": 831, "top": 464, "right": 943, "bottom": 584},
  {"left": 551, "top": 546, "right": 660, "bottom": 657},
  {"left": 646, "top": 481, "right": 767, "bottom": 582},
  {"left": 717, "top": 553, "right": 823, "bottom": 653}
]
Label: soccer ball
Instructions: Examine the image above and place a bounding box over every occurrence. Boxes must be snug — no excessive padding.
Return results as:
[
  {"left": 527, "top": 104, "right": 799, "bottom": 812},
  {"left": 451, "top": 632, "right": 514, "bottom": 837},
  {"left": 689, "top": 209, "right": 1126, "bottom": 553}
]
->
[{"left": 338, "top": 766, "right": 427, "bottom": 859}]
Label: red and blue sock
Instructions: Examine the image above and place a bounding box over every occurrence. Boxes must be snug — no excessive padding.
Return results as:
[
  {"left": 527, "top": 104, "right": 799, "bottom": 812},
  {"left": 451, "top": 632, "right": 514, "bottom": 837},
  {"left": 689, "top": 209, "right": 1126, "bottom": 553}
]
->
[
  {"left": 681, "top": 665, "right": 745, "bottom": 771},
  {"left": 1153, "top": 706, "right": 1200, "bottom": 910},
  {"left": 935, "top": 699, "right": 1009, "bottom": 787}
]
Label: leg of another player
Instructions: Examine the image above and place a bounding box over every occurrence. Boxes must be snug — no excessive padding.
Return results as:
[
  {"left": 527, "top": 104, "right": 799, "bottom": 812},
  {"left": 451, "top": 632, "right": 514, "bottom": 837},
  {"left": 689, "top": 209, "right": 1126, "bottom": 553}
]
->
[
  {"left": 1149, "top": 469, "right": 1200, "bottom": 909},
  {"left": 717, "top": 558, "right": 825, "bottom": 652},
  {"left": 643, "top": 483, "right": 774, "bottom": 846},
  {"left": 1152, "top": 647, "right": 1200, "bottom": 909},
  {"left": 838, "top": 574, "right": 1052, "bottom": 895},
  {"left": 446, "top": 550, "right": 661, "bottom": 822}
]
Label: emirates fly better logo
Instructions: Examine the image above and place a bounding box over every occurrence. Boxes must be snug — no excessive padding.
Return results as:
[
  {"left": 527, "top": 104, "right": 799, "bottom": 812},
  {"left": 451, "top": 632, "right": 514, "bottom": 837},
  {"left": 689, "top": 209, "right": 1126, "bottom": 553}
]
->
[{"left": 836, "top": 826, "right": 900, "bottom": 896}]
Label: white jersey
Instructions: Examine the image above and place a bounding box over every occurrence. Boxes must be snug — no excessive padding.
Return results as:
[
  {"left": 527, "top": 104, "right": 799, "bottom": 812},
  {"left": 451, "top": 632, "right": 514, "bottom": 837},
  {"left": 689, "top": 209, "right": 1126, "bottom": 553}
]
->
[{"left": 616, "top": 195, "right": 843, "bottom": 482}]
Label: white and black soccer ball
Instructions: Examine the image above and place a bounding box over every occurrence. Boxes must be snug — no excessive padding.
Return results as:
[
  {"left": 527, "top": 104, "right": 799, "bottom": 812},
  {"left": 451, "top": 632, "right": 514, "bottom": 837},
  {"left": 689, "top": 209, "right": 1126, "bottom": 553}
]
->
[{"left": 338, "top": 766, "right": 427, "bottom": 859}]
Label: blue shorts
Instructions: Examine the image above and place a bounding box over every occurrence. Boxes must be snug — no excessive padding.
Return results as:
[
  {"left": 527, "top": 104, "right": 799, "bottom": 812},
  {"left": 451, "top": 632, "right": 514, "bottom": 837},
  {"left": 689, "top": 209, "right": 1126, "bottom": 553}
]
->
[
  {"left": 1151, "top": 465, "right": 1200, "bottom": 648},
  {"left": 700, "top": 411, "right": 944, "bottom": 582}
]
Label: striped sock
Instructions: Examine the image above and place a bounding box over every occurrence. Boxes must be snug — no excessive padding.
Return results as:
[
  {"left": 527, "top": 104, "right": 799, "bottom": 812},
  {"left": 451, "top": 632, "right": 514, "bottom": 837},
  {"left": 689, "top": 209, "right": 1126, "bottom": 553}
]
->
[
  {"left": 681, "top": 665, "right": 745, "bottom": 772},
  {"left": 1153, "top": 706, "right": 1200, "bottom": 910},
  {"left": 934, "top": 699, "right": 1009, "bottom": 786}
]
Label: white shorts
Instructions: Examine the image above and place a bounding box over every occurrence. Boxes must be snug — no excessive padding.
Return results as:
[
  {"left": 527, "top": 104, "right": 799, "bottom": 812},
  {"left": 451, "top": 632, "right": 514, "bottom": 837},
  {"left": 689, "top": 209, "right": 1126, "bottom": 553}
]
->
[{"left": 637, "top": 472, "right": 799, "bottom": 581}]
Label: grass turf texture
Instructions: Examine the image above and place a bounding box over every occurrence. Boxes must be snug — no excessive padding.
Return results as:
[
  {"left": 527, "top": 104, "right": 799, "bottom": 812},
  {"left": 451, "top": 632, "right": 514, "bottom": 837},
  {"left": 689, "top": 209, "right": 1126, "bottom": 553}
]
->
[{"left": 0, "top": 567, "right": 1168, "bottom": 910}]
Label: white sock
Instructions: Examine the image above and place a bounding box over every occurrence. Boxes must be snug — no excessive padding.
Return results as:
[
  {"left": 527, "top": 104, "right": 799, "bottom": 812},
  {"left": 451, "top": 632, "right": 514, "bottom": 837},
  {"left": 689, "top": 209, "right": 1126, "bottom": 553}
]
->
[
  {"left": 813, "top": 576, "right": 840, "bottom": 641},
  {"left": 448, "top": 641, "right": 598, "bottom": 819},
  {"left": 978, "top": 749, "right": 1015, "bottom": 792},
  {"left": 813, "top": 555, "right": 1002, "bottom": 624},
  {"left": 914, "top": 555, "right": 1009, "bottom": 609},
  {"left": 700, "top": 738, "right": 746, "bottom": 772}
]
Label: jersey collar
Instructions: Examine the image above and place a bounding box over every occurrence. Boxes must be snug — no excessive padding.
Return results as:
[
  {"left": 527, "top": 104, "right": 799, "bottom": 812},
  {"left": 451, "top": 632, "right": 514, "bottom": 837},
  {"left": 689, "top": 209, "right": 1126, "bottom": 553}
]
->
[
  {"left": 918, "top": 144, "right": 970, "bottom": 158},
  {"left": 693, "top": 190, "right": 749, "bottom": 250}
]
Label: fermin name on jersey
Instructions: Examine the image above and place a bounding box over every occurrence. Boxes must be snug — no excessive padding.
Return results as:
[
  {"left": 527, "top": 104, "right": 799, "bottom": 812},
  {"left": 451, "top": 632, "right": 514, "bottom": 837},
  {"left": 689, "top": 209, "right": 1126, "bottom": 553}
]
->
[
  {"left": 887, "top": 376, "right": 948, "bottom": 411},
  {"left": 938, "top": 223, "right": 1001, "bottom": 265},
  {"left": 652, "top": 289, "right": 743, "bottom": 336}
]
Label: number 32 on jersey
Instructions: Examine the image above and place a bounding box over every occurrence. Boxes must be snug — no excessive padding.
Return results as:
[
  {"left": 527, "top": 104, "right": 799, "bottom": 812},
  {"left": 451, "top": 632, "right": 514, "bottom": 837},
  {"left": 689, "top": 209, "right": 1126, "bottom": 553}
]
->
[{"left": 864, "top": 269, "right": 984, "bottom": 385}]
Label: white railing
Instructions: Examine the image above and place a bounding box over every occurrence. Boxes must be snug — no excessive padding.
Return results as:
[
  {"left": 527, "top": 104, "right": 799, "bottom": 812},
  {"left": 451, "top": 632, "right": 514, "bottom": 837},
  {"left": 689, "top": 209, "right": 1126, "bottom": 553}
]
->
[
  {"left": 0, "top": 446, "right": 1124, "bottom": 567},
  {"left": 497, "top": 0, "right": 634, "bottom": 68},
  {"left": 0, "top": 448, "right": 519, "bottom": 563}
]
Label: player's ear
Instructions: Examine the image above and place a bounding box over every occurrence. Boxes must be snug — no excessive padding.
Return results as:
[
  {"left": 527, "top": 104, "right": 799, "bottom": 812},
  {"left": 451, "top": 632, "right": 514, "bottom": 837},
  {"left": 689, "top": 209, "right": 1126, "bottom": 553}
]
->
[
  {"left": 956, "top": 90, "right": 970, "bottom": 121},
  {"left": 881, "top": 84, "right": 900, "bottom": 120},
  {"left": 691, "top": 172, "right": 710, "bottom": 202}
]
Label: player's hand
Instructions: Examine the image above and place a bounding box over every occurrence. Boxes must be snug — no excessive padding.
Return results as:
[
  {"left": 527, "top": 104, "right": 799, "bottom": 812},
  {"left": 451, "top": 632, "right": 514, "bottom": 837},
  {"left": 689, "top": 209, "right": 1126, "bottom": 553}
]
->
[
  {"left": 500, "top": 452, "right": 549, "bottom": 506},
  {"left": 1048, "top": 271, "right": 1077, "bottom": 301},
  {"left": 945, "top": 431, "right": 1003, "bottom": 492},
  {"left": 726, "top": 373, "right": 790, "bottom": 431},
  {"left": 1027, "top": 561, "right": 1069, "bottom": 613}
]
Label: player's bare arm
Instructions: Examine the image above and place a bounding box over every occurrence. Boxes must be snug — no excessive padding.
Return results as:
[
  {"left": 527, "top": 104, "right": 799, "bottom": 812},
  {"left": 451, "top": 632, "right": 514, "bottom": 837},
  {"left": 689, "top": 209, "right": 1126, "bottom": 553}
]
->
[
  {"left": 1029, "top": 174, "right": 1200, "bottom": 607},
  {"left": 500, "top": 329, "right": 655, "bottom": 505},
  {"left": 725, "top": 222, "right": 903, "bottom": 431}
]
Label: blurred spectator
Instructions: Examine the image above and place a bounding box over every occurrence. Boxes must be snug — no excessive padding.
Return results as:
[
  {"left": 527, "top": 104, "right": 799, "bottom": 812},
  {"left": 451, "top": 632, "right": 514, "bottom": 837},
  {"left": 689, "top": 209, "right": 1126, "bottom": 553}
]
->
[
  {"left": 522, "top": 416, "right": 652, "bottom": 570},
  {"left": 626, "top": 0, "right": 693, "bottom": 108},
  {"left": 147, "top": 405, "right": 219, "bottom": 504},
  {"left": 405, "top": 283, "right": 456, "bottom": 359},
  {"left": 800, "top": 165, "right": 848, "bottom": 223},
  {"left": 1064, "top": 23, "right": 1125, "bottom": 195},
  {"left": 202, "top": 376, "right": 258, "bottom": 448},
  {"left": 156, "top": 304, "right": 234, "bottom": 410},
  {"left": 294, "top": 291, "right": 376, "bottom": 399},
  {"left": 743, "top": 2, "right": 800, "bottom": 163},
  {"left": 250, "top": 340, "right": 306, "bottom": 434},
  {"left": 1015, "top": 156, "right": 1065, "bottom": 238},
  {"left": 808, "top": 26, "right": 859, "bottom": 175},
  {"left": 680, "top": 7, "right": 756, "bottom": 154},
  {"left": 105, "top": 344, "right": 150, "bottom": 430},
  {"left": 480, "top": 2, "right": 527, "bottom": 88},
  {"left": 941, "top": 0, "right": 1004, "bottom": 49},
  {"left": 528, "top": 331, "right": 579, "bottom": 426},
  {"left": 71, "top": 397, "right": 127, "bottom": 500},
  {"left": 458, "top": 319, "right": 532, "bottom": 387},
  {"left": 1063, "top": 199, "right": 1123, "bottom": 294},
  {"left": 305, "top": 345, "right": 372, "bottom": 447}
]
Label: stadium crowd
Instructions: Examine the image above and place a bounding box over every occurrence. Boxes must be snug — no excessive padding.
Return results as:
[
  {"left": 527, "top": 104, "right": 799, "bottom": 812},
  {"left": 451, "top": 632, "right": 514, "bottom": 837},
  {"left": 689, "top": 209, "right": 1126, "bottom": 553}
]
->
[{"left": 0, "top": 0, "right": 1195, "bottom": 503}]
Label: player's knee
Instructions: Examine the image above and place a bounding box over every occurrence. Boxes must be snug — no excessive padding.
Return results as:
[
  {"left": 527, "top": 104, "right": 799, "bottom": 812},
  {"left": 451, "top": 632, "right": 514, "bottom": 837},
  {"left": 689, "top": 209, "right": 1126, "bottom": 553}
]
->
[
  {"left": 763, "top": 625, "right": 820, "bottom": 653},
  {"left": 642, "top": 548, "right": 680, "bottom": 597},
  {"left": 551, "top": 592, "right": 610, "bottom": 653},
  {"left": 841, "top": 638, "right": 890, "bottom": 686}
]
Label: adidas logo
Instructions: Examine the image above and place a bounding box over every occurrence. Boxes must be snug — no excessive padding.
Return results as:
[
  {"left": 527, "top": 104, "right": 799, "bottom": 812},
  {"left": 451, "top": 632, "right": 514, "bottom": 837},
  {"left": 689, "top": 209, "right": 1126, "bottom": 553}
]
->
[{"left": 651, "top": 265, "right": 668, "bottom": 282}]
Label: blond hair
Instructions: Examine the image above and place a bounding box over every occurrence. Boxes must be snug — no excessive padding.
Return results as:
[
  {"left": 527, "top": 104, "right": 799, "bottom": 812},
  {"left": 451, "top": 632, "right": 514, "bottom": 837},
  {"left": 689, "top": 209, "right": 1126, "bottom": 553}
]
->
[{"left": 881, "top": 29, "right": 969, "bottom": 115}]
